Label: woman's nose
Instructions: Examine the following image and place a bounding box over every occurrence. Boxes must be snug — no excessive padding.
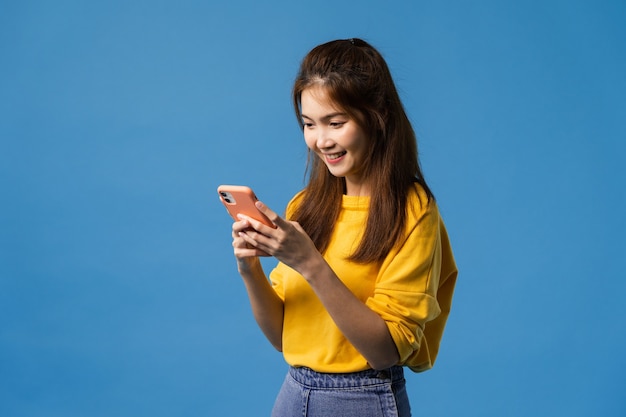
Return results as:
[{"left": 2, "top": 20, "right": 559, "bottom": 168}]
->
[{"left": 316, "top": 128, "right": 333, "bottom": 149}]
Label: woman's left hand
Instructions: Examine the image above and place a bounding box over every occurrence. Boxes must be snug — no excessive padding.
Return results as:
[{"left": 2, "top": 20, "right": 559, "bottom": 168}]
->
[{"left": 236, "top": 201, "right": 321, "bottom": 275}]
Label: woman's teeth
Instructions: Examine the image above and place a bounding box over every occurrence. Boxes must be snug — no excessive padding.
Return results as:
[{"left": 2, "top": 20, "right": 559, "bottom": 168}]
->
[{"left": 327, "top": 151, "right": 347, "bottom": 160}]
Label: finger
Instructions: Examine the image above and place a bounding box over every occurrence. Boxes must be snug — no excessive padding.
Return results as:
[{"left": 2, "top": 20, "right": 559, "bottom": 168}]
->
[
  {"left": 238, "top": 230, "right": 270, "bottom": 250},
  {"left": 234, "top": 246, "right": 271, "bottom": 258},
  {"left": 234, "top": 234, "right": 271, "bottom": 257},
  {"left": 237, "top": 212, "right": 278, "bottom": 235},
  {"left": 232, "top": 219, "right": 251, "bottom": 233},
  {"left": 254, "top": 201, "right": 289, "bottom": 229},
  {"left": 232, "top": 234, "right": 250, "bottom": 249}
]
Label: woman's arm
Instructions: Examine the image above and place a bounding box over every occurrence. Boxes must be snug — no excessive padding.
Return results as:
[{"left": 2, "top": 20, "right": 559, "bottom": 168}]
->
[
  {"left": 238, "top": 202, "right": 400, "bottom": 370},
  {"left": 300, "top": 256, "right": 400, "bottom": 370},
  {"left": 232, "top": 220, "right": 284, "bottom": 351}
]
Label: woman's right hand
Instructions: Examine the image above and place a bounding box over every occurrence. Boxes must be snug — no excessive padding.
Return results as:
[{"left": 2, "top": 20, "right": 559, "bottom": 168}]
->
[{"left": 231, "top": 218, "right": 270, "bottom": 273}]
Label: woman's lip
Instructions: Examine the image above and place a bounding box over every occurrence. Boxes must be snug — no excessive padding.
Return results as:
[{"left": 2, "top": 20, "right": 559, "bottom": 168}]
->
[{"left": 324, "top": 152, "right": 346, "bottom": 164}]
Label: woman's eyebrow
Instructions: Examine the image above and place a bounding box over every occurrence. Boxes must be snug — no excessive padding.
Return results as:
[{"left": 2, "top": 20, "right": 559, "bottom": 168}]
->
[{"left": 301, "top": 112, "right": 347, "bottom": 121}]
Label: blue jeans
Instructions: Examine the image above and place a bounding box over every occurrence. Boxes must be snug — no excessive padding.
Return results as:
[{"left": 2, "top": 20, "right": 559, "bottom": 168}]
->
[{"left": 271, "top": 366, "right": 411, "bottom": 417}]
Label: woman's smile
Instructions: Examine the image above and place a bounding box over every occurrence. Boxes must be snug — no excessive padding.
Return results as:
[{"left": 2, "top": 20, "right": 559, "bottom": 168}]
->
[{"left": 324, "top": 151, "right": 348, "bottom": 163}]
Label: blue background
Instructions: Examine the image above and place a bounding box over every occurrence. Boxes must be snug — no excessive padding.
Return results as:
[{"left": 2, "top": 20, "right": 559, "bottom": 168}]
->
[{"left": 1, "top": 1, "right": 625, "bottom": 416}]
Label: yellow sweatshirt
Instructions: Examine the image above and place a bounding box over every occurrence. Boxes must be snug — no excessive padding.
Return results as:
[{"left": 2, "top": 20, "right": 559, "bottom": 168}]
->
[{"left": 269, "top": 184, "right": 458, "bottom": 373}]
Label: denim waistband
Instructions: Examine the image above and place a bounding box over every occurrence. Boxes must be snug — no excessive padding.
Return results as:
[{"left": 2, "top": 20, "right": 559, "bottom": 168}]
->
[{"left": 288, "top": 366, "right": 405, "bottom": 389}]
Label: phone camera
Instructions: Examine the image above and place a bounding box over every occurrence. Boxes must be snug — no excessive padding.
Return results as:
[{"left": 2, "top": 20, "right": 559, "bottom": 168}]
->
[{"left": 220, "top": 191, "right": 234, "bottom": 204}]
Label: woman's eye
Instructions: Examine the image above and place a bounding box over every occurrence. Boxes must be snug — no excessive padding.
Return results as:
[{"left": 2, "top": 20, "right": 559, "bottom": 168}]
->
[{"left": 330, "top": 121, "right": 345, "bottom": 128}]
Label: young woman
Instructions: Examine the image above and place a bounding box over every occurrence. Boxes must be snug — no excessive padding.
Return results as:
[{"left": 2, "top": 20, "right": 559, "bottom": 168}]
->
[{"left": 229, "top": 38, "right": 457, "bottom": 417}]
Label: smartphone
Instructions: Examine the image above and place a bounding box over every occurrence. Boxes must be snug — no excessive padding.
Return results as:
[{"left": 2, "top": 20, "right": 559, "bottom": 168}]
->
[{"left": 217, "top": 185, "right": 276, "bottom": 228}]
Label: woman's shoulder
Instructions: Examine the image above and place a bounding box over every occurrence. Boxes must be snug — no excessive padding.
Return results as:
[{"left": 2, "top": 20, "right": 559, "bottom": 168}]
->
[
  {"left": 409, "top": 181, "right": 437, "bottom": 209},
  {"left": 285, "top": 189, "right": 307, "bottom": 218},
  {"left": 405, "top": 182, "right": 439, "bottom": 227}
]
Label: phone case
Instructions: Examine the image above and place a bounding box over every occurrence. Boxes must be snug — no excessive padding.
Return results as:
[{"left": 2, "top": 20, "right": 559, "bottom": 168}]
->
[{"left": 217, "top": 185, "right": 276, "bottom": 228}]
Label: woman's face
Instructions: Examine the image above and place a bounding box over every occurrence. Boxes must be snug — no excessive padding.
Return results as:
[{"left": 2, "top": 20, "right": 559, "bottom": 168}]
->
[{"left": 300, "top": 86, "right": 370, "bottom": 196}]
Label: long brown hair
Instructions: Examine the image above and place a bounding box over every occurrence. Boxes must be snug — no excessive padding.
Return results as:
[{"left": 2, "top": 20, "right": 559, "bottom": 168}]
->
[{"left": 291, "top": 38, "right": 433, "bottom": 263}]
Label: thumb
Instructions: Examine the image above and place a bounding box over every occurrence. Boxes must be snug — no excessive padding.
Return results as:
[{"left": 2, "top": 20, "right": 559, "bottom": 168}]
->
[{"left": 255, "top": 201, "right": 286, "bottom": 228}]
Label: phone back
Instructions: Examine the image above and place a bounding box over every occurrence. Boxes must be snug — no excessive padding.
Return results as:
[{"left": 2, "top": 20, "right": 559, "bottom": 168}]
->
[{"left": 217, "top": 185, "right": 275, "bottom": 228}]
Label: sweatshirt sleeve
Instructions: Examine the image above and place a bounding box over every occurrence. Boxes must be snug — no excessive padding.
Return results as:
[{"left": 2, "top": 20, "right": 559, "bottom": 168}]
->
[{"left": 365, "top": 200, "right": 443, "bottom": 364}]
